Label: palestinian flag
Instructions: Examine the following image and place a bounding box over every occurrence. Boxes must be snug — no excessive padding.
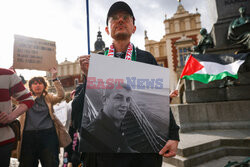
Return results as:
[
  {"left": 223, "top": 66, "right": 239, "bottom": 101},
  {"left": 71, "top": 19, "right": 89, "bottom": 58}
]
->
[{"left": 180, "top": 53, "right": 249, "bottom": 84}]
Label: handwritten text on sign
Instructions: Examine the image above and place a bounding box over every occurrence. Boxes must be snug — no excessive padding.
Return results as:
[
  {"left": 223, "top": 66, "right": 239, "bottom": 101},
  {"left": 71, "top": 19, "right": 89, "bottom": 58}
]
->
[{"left": 13, "top": 35, "right": 57, "bottom": 71}]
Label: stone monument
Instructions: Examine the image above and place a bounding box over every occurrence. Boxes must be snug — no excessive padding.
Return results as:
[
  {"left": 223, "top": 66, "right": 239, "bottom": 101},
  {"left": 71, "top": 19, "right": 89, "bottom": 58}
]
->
[
  {"left": 183, "top": 0, "right": 250, "bottom": 103},
  {"left": 209, "top": 0, "right": 250, "bottom": 53},
  {"left": 193, "top": 28, "right": 214, "bottom": 54},
  {"left": 163, "top": 1, "right": 250, "bottom": 166},
  {"left": 228, "top": 6, "right": 250, "bottom": 49}
]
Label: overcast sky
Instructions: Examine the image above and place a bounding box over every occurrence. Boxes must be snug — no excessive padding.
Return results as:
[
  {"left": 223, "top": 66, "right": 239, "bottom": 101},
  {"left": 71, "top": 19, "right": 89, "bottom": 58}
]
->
[{"left": 0, "top": 0, "right": 216, "bottom": 79}]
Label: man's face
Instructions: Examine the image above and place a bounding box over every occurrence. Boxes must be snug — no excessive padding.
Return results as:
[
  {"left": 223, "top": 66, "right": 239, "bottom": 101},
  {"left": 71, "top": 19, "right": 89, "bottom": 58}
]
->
[
  {"left": 105, "top": 11, "right": 136, "bottom": 40},
  {"left": 103, "top": 88, "right": 132, "bottom": 122}
]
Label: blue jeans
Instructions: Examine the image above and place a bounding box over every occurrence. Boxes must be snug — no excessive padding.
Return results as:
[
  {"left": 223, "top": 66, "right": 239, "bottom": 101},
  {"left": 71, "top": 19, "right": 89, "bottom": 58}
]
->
[{"left": 19, "top": 127, "right": 59, "bottom": 167}]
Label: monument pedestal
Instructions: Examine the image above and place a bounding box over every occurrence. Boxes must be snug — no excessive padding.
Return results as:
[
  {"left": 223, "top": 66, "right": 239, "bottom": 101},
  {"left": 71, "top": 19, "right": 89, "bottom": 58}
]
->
[
  {"left": 184, "top": 85, "right": 250, "bottom": 103},
  {"left": 162, "top": 101, "right": 250, "bottom": 167},
  {"left": 206, "top": 45, "right": 242, "bottom": 54},
  {"left": 171, "top": 100, "right": 250, "bottom": 133}
]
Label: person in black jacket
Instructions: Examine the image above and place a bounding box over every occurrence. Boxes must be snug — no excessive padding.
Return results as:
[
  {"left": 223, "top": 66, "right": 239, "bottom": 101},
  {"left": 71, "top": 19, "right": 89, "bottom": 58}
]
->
[{"left": 72, "top": 1, "right": 179, "bottom": 167}]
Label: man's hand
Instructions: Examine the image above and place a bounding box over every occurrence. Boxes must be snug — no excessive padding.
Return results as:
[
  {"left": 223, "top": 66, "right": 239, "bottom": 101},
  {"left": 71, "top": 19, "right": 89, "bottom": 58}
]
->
[
  {"left": 170, "top": 90, "right": 178, "bottom": 99},
  {"left": 159, "top": 140, "right": 179, "bottom": 158},
  {"left": 79, "top": 55, "right": 90, "bottom": 76},
  {"left": 0, "top": 104, "right": 29, "bottom": 124},
  {"left": 0, "top": 112, "right": 15, "bottom": 124}
]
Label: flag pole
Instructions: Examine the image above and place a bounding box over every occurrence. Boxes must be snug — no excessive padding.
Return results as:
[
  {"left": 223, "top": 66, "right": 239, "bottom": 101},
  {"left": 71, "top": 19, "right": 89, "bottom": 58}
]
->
[
  {"left": 175, "top": 78, "right": 181, "bottom": 90},
  {"left": 86, "top": 0, "right": 90, "bottom": 54}
]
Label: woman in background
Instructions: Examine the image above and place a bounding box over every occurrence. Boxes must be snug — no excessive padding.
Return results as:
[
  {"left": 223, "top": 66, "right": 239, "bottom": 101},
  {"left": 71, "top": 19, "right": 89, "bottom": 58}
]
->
[{"left": 18, "top": 68, "right": 71, "bottom": 167}]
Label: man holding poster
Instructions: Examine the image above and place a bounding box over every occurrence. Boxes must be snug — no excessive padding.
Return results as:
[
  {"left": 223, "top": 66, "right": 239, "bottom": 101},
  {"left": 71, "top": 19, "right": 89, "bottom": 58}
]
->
[{"left": 75, "top": 1, "right": 179, "bottom": 166}]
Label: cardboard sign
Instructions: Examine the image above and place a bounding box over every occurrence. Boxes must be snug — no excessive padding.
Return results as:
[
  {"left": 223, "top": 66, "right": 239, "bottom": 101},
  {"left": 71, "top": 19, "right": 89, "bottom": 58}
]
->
[{"left": 13, "top": 35, "right": 57, "bottom": 71}]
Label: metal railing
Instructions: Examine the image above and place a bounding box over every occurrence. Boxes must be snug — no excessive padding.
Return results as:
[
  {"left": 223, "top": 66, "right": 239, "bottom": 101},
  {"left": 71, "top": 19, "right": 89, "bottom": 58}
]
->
[
  {"left": 85, "top": 94, "right": 98, "bottom": 121},
  {"left": 130, "top": 97, "right": 167, "bottom": 152}
]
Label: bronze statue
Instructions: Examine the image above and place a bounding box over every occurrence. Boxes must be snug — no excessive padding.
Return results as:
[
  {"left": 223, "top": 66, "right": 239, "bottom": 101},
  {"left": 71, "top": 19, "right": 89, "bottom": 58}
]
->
[
  {"left": 193, "top": 28, "right": 214, "bottom": 54},
  {"left": 228, "top": 7, "right": 250, "bottom": 49}
]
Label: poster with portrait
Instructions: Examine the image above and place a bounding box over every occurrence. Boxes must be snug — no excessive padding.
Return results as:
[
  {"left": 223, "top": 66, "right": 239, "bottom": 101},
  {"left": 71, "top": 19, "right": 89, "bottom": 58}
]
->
[{"left": 80, "top": 53, "right": 170, "bottom": 153}]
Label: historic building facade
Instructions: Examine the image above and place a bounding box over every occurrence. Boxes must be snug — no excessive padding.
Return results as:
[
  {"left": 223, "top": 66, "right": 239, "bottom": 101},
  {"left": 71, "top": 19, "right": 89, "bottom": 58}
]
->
[
  {"left": 145, "top": 3, "right": 201, "bottom": 100},
  {"left": 46, "top": 58, "right": 83, "bottom": 92}
]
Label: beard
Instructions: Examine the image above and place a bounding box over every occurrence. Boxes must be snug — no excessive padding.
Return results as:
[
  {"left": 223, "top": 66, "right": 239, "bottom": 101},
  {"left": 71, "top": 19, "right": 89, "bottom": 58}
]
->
[{"left": 113, "top": 32, "right": 130, "bottom": 41}]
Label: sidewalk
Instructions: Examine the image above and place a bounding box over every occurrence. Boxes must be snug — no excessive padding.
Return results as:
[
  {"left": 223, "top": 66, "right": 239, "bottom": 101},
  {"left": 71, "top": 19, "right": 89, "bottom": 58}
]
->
[{"left": 162, "top": 129, "right": 250, "bottom": 167}]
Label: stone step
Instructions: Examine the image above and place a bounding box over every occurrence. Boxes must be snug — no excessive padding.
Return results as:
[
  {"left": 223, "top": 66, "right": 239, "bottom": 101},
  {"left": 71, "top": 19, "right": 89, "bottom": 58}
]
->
[
  {"left": 164, "top": 146, "right": 250, "bottom": 167},
  {"left": 178, "top": 139, "right": 250, "bottom": 157},
  {"left": 195, "top": 156, "right": 249, "bottom": 167},
  {"left": 163, "top": 129, "right": 250, "bottom": 167}
]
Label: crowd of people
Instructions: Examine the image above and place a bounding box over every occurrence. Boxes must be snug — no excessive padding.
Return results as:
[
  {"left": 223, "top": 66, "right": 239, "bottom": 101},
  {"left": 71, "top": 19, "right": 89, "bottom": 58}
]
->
[{"left": 0, "top": 1, "right": 180, "bottom": 167}]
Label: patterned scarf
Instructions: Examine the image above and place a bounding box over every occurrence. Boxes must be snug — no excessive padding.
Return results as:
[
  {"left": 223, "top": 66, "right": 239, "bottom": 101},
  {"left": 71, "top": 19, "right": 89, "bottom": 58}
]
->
[{"left": 104, "top": 42, "right": 136, "bottom": 61}]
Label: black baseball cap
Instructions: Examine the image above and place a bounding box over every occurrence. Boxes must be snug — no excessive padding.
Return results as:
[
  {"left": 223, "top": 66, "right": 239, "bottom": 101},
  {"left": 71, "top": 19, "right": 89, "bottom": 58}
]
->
[{"left": 106, "top": 1, "right": 135, "bottom": 26}]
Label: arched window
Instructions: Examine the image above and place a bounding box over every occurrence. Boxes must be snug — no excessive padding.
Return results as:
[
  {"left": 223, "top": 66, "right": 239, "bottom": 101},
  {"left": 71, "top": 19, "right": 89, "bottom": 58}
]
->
[
  {"left": 180, "top": 20, "right": 185, "bottom": 31},
  {"left": 170, "top": 22, "right": 174, "bottom": 33},
  {"left": 75, "top": 78, "right": 79, "bottom": 86},
  {"left": 159, "top": 45, "right": 164, "bottom": 57},
  {"left": 178, "top": 47, "right": 191, "bottom": 67},
  {"left": 150, "top": 47, "right": 155, "bottom": 55},
  {"left": 191, "top": 18, "right": 195, "bottom": 29}
]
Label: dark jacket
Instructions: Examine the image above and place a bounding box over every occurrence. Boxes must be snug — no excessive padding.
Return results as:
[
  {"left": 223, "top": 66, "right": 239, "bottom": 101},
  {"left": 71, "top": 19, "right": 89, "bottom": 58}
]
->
[
  {"left": 81, "top": 110, "right": 137, "bottom": 153},
  {"left": 71, "top": 82, "right": 86, "bottom": 129}
]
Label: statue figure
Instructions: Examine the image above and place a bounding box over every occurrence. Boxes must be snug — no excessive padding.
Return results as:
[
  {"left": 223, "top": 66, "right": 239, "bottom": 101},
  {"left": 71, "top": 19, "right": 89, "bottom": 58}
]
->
[
  {"left": 228, "top": 7, "right": 250, "bottom": 49},
  {"left": 193, "top": 28, "right": 214, "bottom": 54}
]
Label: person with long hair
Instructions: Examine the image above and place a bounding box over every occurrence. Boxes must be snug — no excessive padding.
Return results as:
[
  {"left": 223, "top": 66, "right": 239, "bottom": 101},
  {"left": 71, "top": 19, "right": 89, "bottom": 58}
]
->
[{"left": 18, "top": 67, "right": 71, "bottom": 167}]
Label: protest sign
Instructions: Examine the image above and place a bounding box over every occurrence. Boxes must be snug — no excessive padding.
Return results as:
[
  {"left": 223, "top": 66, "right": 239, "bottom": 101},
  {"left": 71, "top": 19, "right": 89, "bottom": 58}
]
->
[{"left": 13, "top": 35, "right": 57, "bottom": 71}]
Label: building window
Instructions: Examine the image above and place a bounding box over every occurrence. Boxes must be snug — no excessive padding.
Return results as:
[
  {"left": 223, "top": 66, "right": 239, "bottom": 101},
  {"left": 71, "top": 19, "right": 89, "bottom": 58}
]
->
[
  {"left": 191, "top": 18, "right": 195, "bottom": 29},
  {"left": 57, "top": 66, "right": 62, "bottom": 77},
  {"left": 150, "top": 47, "right": 154, "bottom": 55},
  {"left": 159, "top": 45, "right": 164, "bottom": 57},
  {"left": 61, "top": 66, "right": 64, "bottom": 76},
  {"left": 159, "top": 63, "right": 164, "bottom": 67},
  {"left": 66, "top": 65, "right": 70, "bottom": 76},
  {"left": 180, "top": 20, "right": 185, "bottom": 31},
  {"left": 64, "top": 66, "right": 67, "bottom": 76},
  {"left": 178, "top": 47, "right": 191, "bottom": 67},
  {"left": 74, "top": 78, "right": 79, "bottom": 86}
]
